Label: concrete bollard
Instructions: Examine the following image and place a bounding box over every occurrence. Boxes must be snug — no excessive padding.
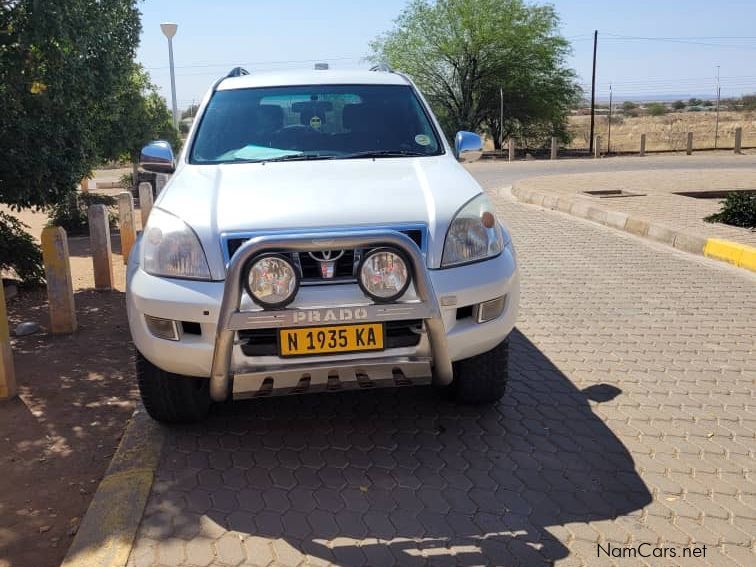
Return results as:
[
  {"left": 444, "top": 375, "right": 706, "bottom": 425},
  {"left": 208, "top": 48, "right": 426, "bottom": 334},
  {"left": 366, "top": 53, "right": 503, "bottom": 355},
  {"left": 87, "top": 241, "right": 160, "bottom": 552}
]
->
[
  {"left": 639, "top": 134, "right": 646, "bottom": 157},
  {"left": 550, "top": 137, "right": 558, "bottom": 160},
  {"left": 41, "top": 226, "right": 77, "bottom": 334},
  {"left": 155, "top": 173, "right": 169, "bottom": 195},
  {"left": 686, "top": 132, "right": 693, "bottom": 155},
  {"left": 88, "top": 205, "right": 115, "bottom": 290},
  {"left": 594, "top": 136, "right": 602, "bottom": 158},
  {"left": 118, "top": 192, "right": 137, "bottom": 265},
  {"left": 507, "top": 138, "right": 515, "bottom": 162},
  {"left": 0, "top": 282, "right": 17, "bottom": 400},
  {"left": 138, "top": 182, "right": 154, "bottom": 226},
  {"left": 734, "top": 127, "right": 742, "bottom": 154}
]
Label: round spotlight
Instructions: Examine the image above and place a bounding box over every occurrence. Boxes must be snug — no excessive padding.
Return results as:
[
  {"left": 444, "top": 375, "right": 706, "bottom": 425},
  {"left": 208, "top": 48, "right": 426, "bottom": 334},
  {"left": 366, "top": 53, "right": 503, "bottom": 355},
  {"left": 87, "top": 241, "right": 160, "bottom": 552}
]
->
[
  {"left": 244, "top": 253, "right": 299, "bottom": 308},
  {"left": 358, "top": 248, "right": 411, "bottom": 302}
]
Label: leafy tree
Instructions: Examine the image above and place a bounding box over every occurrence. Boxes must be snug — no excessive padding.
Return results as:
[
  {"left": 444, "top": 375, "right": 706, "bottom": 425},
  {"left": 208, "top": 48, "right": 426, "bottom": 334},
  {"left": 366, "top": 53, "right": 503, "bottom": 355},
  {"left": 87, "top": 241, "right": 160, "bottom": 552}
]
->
[
  {"left": 672, "top": 100, "right": 686, "bottom": 110},
  {"left": 98, "top": 63, "right": 181, "bottom": 187},
  {"left": 0, "top": 0, "right": 140, "bottom": 283},
  {"left": 622, "top": 100, "right": 638, "bottom": 117},
  {"left": 646, "top": 102, "right": 667, "bottom": 116},
  {"left": 741, "top": 94, "right": 756, "bottom": 110},
  {"left": 688, "top": 97, "right": 703, "bottom": 107},
  {"left": 0, "top": 0, "right": 141, "bottom": 210},
  {"left": 370, "top": 0, "right": 581, "bottom": 148}
]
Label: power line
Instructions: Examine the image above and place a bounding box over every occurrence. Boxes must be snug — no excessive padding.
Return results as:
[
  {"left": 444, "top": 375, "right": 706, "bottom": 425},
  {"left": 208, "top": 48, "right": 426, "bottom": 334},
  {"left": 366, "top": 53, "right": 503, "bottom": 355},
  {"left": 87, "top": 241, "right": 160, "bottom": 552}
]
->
[{"left": 599, "top": 32, "right": 756, "bottom": 51}]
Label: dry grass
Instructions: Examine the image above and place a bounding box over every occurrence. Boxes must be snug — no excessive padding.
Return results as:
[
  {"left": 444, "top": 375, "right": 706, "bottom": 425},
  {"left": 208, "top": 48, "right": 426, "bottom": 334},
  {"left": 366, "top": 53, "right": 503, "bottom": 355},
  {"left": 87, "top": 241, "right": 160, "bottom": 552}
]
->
[{"left": 568, "top": 110, "right": 756, "bottom": 152}]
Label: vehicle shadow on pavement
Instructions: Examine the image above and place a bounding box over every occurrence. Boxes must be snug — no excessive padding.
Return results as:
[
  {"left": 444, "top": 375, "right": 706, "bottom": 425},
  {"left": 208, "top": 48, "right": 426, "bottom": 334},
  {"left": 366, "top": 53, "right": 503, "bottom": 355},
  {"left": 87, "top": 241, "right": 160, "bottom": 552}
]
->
[{"left": 141, "top": 329, "right": 651, "bottom": 566}]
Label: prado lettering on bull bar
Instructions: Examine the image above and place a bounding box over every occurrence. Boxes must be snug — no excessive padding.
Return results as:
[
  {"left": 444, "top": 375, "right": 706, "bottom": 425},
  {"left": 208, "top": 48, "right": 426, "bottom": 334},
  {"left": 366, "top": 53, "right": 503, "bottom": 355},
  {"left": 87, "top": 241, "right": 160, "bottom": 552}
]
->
[{"left": 293, "top": 307, "right": 369, "bottom": 324}]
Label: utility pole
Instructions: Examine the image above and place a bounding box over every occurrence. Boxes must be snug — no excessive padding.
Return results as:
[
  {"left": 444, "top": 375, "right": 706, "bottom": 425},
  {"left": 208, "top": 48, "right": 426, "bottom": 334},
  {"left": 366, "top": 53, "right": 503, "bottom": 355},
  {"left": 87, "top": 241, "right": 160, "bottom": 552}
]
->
[
  {"left": 499, "top": 87, "right": 504, "bottom": 151},
  {"left": 714, "top": 65, "right": 721, "bottom": 149},
  {"left": 589, "top": 30, "right": 598, "bottom": 155},
  {"left": 607, "top": 83, "right": 613, "bottom": 155}
]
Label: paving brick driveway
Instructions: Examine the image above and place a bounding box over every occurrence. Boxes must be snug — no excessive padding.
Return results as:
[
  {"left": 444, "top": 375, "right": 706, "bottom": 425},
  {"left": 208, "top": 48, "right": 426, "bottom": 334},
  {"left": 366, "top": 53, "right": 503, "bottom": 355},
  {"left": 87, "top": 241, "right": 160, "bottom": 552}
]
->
[{"left": 127, "top": 168, "right": 755, "bottom": 566}]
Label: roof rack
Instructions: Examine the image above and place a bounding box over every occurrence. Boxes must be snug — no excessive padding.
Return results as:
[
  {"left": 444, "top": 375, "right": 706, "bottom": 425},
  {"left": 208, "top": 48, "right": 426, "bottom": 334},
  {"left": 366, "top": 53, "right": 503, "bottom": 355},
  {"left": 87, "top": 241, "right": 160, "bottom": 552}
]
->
[
  {"left": 226, "top": 66, "right": 250, "bottom": 78},
  {"left": 370, "top": 63, "right": 394, "bottom": 73}
]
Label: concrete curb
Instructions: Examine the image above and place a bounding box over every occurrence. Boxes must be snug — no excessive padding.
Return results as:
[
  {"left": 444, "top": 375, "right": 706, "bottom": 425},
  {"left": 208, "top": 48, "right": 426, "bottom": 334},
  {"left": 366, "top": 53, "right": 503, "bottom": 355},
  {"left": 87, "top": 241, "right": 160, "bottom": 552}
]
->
[
  {"left": 510, "top": 182, "right": 756, "bottom": 273},
  {"left": 61, "top": 405, "right": 165, "bottom": 567}
]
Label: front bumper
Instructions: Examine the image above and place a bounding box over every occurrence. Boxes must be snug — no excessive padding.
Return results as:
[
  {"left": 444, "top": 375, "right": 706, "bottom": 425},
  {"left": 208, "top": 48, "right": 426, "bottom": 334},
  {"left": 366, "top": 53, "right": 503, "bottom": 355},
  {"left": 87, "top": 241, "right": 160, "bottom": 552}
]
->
[{"left": 126, "top": 231, "right": 519, "bottom": 401}]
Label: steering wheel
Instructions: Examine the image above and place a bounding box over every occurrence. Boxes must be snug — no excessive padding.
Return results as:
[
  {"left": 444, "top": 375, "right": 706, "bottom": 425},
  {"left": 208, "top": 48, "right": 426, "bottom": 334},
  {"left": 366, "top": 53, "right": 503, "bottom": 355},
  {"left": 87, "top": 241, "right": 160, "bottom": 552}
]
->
[{"left": 273, "top": 124, "right": 321, "bottom": 150}]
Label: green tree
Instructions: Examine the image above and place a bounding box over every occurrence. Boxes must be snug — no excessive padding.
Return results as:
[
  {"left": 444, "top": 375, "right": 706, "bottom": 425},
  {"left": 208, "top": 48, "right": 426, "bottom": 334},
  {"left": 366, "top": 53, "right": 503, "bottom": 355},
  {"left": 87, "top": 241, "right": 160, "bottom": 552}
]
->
[
  {"left": 672, "top": 100, "right": 686, "bottom": 110},
  {"left": 0, "top": 0, "right": 140, "bottom": 283},
  {"left": 370, "top": 0, "right": 581, "bottom": 148},
  {"left": 741, "top": 94, "right": 756, "bottom": 110},
  {"left": 646, "top": 102, "right": 668, "bottom": 116},
  {"left": 0, "top": 0, "right": 141, "bottom": 209},
  {"left": 622, "top": 100, "right": 639, "bottom": 117},
  {"left": 98, "top": 63, "right": 181, "bottom": 188}
]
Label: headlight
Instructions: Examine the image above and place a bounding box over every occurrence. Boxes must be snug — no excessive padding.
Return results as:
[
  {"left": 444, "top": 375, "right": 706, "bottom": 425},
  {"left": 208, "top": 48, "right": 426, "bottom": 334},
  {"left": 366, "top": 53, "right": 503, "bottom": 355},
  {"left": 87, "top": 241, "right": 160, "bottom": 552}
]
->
[
  {"left": 142, "top": 208, "right": 211, "bottom": 279},
  {"left": 358, "top": 248, "right": 411, "bottom": 302},
  {"left": 442, "top": 194, "right": 506, "bottom": 267},
  {"left": 244, "top": 254, "right": 299, "bottom": 308}
]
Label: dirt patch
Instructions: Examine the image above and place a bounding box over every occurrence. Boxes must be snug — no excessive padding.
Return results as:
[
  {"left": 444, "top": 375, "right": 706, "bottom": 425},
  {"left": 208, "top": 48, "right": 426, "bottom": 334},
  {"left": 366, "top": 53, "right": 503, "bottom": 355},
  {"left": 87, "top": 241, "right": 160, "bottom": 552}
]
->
[{"left": 0, "top": 203, "right": 137, "bottom": 567}]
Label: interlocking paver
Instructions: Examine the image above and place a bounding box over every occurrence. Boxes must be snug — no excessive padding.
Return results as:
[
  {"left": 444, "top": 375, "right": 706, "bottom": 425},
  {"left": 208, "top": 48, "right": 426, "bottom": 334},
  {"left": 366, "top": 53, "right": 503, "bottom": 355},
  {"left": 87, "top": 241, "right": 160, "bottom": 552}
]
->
[{"left": 127, "top": 164, "right": 755, "bottom": 566}]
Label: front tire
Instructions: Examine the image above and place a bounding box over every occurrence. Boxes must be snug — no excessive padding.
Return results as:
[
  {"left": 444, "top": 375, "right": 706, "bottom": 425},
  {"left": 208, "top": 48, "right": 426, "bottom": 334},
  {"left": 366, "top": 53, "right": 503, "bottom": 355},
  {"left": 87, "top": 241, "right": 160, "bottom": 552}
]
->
[
  {"left": 451, "top": 338, "right": 509, "bottom": 404},
  {"left": 136, "top": 352, "right": 211, "bottom": 423}
]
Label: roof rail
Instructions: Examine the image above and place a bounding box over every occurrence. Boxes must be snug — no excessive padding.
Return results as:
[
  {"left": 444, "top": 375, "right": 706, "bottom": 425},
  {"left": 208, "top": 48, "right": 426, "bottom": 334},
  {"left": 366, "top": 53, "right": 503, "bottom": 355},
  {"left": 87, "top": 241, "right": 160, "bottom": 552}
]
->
[
  {"left": 370, "top": 62, "right": 394, "bottom": 73},
  {"left": 211, "top": 66, "right": 250, "bottom": 92},
  {"left": 226, "top": 66, "right": 250, "bottom": 78}
]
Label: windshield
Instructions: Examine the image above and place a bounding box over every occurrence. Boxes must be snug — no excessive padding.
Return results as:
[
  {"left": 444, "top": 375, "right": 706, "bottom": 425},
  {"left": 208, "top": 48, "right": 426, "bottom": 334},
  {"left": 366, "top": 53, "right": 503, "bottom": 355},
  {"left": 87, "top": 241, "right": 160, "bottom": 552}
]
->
[{"left": 190, "top": 84, "right": 443, "bottom": 163}]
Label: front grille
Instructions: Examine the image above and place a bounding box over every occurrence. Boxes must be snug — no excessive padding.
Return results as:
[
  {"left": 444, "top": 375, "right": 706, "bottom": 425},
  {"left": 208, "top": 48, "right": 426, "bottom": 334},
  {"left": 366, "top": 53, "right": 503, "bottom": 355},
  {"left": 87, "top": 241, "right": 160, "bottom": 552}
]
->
[
  {"left": 238, "top": 319, "right": 423, "bottom": 357},
  {"left": 298, "top": 249, "right": 356, "bottom": 280},
  {"left": 226, "top": 228, "right": 424, "bottom": 285}
]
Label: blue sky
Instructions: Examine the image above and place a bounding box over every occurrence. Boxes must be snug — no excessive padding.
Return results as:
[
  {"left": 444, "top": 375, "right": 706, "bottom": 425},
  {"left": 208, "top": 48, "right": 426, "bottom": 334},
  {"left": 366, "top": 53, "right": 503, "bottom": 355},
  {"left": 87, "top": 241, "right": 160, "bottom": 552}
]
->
[{"left": 137, "top": 0, "right": 756, "bottom": 109}]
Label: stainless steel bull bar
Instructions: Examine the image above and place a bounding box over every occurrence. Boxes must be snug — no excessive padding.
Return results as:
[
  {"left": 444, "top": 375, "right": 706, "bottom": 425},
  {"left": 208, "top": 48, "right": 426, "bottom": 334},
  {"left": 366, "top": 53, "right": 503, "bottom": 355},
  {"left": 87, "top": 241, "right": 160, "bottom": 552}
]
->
[{"left": 209, "top": 230, "right": 452, "bottom": 401}]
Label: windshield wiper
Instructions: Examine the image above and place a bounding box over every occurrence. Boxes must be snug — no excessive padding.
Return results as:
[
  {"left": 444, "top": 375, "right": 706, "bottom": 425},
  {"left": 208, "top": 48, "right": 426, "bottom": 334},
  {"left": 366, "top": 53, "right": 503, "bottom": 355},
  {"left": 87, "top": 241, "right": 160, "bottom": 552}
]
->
[
  {"left": 262, "top": 153, "right": 335, "bottom": 163},
  {"left": 338, "top": 150, "right": 427, "bottom": 159}
]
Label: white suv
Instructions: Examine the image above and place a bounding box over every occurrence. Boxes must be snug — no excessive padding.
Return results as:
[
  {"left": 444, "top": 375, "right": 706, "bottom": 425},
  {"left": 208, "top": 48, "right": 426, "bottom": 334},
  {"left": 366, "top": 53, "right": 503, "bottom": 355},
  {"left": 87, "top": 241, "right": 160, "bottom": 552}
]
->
[{"left": 128, "top": 65, "right": 519, "bottom": 422}]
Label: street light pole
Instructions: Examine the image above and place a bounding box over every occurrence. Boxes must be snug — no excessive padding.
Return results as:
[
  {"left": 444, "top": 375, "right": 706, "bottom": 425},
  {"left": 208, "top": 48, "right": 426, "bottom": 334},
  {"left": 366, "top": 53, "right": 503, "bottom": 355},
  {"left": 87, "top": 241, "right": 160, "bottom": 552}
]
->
[
  {"left": 714, "top": 65, "right": 721, "bottom": 149},
  {"left": 160, "top": 22, "right": 179, "bottom": 131}
]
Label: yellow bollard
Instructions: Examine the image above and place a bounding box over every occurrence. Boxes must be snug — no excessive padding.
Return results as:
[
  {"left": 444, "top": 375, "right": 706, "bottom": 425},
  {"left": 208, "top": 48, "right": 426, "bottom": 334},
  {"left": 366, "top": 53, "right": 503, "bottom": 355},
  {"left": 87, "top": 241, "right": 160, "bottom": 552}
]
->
[
  {"left": 118, "top": 192, "right": 137, "bottom": 265},
  {"left": 41, "top": 226, "right": 77, "bottom": 334},
  {"left": 88, "top": 204, "right": 115, "bottom": 290},
  {"left": 138, "top": 182, "right": 154, "bottom": 227},
  {"left": 80, "top": 177, "right": 89, "bottom": 193},
  {"left": 0, "top": 282, "right": 17, "bottom": 400}
]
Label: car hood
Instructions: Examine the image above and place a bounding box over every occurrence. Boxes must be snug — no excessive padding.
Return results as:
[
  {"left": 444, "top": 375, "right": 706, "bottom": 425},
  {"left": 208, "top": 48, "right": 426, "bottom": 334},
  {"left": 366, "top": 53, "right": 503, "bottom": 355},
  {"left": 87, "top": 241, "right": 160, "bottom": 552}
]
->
[{"left": 156, "top": 155, "right": 483, "bottom": 277}]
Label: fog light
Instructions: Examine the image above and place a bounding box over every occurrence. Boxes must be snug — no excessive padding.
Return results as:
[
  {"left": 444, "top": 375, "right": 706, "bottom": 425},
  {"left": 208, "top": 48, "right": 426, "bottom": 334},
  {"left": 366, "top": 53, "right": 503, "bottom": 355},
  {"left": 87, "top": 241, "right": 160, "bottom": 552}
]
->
[
  {"left": 245, "top": 253, "right": 299, "bottom": 308},
  {"left": 477, "top": 296, "right": 506, "bottom": 323},
  {"left": 145, "top": 314, "right": 180, "bottom": 341},
  {"left": 358, "top": 247, "right": 411, "bottom": 302}
]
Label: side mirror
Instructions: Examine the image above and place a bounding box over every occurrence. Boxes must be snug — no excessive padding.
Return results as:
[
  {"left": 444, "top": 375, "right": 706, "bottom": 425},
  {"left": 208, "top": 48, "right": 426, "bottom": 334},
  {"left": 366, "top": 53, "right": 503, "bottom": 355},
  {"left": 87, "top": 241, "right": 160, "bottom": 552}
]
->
[
  {"left": 140, "top": 141, "right": 175, "bottom": 174},
  {"left": 454, "top": 131, "right": 483, "bottom": 163}
]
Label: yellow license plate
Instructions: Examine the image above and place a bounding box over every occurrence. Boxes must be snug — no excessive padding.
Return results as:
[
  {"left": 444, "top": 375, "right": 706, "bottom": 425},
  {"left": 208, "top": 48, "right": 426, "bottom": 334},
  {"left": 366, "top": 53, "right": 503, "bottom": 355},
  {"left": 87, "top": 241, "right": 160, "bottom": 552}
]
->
[{"left": 279, "top": 323, "right": 384, "bottom": 357}]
